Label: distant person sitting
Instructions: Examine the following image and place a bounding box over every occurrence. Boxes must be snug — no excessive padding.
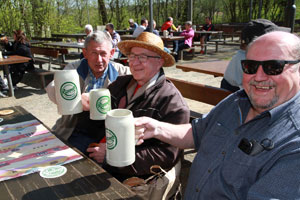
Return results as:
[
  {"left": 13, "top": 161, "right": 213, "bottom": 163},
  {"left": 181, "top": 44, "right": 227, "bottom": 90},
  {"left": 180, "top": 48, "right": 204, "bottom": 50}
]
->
[
  {"left": 3, "top": 30, "right": 34, "bottom": 88},
  {"left": 172, "top": 21, "right": 194, "bottom": 62},
  {"left": 161, "top": 17, "right": 178, "bottom": 32},
  {"left": 79, "top": 24, "right": 94, "bottom": 59},
  {"left": 200, "top": 17, "right": 214, "bottom": 54},
  {"left": 132, "top": 18, "right": 148, "bottom": 37},
  {"left": 145, "top": 20, "right": 159, "bottom": 36},
  {"left": 128, "top": 19, "right": 138, "bottom": 31},
  {"left": 84, "top": 24, "right": 93, "bottom": 36},
  {"left": 220, "top": 19, "right": 291, "bottom": 92},
  {"left": 105, "top": 23, "right": 121, "bottom": 59}
]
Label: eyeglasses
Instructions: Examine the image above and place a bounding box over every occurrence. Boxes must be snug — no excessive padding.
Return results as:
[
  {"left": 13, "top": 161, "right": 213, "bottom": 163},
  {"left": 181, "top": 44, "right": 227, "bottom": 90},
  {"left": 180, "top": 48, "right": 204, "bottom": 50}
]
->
[
  {"left": 128, "top": 54, "right": 161, "bottom": 63},
  {"left": 241, "top": 60, "right": 300, "bottom": 75}
]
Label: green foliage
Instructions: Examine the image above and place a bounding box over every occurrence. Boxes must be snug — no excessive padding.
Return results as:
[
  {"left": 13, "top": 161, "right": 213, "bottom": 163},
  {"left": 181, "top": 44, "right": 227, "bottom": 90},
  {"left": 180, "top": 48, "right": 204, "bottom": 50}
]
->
[{"left": 0, "top": 0, "right": 299, "bottom": 36}]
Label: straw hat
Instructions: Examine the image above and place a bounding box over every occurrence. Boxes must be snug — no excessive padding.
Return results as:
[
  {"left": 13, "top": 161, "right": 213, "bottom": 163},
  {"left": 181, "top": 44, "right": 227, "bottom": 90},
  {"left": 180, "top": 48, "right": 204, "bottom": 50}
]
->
[{"left": 117, "top": 32, "right": 175, "bottom": 67}]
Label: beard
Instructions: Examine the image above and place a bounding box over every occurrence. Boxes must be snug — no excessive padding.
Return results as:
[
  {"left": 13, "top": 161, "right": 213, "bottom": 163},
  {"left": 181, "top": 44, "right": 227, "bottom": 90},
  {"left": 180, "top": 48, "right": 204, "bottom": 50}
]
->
[
  {"left": 247, "top": 80, "right": 279, "bottom": 110},
  {"left": 248, "top": 93, "right": 279, "bottom": 110}
]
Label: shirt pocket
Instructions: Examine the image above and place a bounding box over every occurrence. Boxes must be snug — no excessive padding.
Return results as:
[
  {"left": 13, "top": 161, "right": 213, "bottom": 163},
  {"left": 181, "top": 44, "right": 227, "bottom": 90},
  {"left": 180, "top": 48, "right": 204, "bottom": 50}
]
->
[
  {"left": 222, "top": 147, "right": 259, "bottom": 190},
  {"left": 199, "top": 122, "right": 230, "bottom": 155}
]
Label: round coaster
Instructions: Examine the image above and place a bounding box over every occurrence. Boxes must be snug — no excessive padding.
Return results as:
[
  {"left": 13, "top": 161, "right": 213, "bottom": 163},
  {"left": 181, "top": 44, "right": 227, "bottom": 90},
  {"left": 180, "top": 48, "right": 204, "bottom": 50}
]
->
[
  {"left": 40, "top": 165, "right": 67, "bottom": 179},
  {"left": 0, "top": 109, "right": 14, "bottom": 116}
]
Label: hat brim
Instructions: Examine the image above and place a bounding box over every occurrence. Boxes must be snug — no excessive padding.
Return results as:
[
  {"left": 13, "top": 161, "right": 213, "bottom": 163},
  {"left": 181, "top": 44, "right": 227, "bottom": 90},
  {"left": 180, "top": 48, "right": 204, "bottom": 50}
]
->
[{"left": 118, "top": 40, "right": 175, "bottom": 67}]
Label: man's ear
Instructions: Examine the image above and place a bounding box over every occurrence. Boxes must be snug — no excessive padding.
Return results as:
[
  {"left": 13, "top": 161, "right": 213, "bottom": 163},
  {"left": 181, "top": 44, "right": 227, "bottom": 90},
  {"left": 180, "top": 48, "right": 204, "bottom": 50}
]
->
[
  {"left": 109, "top": 48, "right": 116, "bottom": 59},
  {"left": 82, "top": 48, "right": 87, "bottom": 58}
]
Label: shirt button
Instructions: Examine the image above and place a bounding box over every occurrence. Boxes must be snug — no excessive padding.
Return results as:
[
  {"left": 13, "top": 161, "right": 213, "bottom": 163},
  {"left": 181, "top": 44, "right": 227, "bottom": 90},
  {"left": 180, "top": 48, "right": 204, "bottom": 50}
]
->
[
  {"left": 221, "top": 151, "right": 226, "bottom": 155},
  {"left": 208, "top": 169, "right": 211, "bottom": 173},
  {"left": 196, "top": 188, "right": 200, "bottom": 192}
]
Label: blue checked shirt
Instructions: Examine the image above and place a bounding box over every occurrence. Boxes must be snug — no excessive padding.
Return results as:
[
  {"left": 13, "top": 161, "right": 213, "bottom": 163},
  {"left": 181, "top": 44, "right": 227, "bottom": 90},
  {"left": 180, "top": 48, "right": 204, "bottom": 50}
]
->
[
  {"left": 185, "top": 90, "right": 300, "bottom": 199},
  {"left": 86, "top": 67, "right": 108, "bottom": 92}
]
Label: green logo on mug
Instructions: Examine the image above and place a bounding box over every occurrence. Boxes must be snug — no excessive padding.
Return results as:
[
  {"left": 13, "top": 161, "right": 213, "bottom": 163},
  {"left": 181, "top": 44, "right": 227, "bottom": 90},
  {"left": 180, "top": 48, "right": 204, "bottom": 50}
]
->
[
  {"left": 96, "top": 96, "right": 111, "bottom": 114},
  {"left": 60, "top": 82, "right": 78, "bottom": 100},
  {"left": 106, "top": 128, "right": 117, "bottom": 150}
]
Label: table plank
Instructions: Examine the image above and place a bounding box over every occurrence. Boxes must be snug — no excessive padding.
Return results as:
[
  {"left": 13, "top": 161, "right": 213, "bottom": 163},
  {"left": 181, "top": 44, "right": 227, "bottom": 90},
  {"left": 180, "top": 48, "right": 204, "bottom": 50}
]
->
[
  {"left": 0, "top": 55, "right": 32, "bottom": 97},
  {"left": 0, "top": 106, "right": 140, "bottom": 200},
  {"left": 176, "top": 60, "right": 230, "bottom": 77},
  {"left": 44, "top": 42, "right": 84, "bottom": 49}
]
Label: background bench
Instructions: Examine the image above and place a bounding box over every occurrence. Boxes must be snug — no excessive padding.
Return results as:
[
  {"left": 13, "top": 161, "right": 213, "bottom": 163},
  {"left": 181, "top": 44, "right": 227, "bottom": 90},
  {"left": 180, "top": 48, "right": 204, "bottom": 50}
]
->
[
  {"left": 167, "top": 77, "right": 232, "bottom": 120},
  {"left": 30, "top": 47, "right": 67, "bottom": 88},
  {"left": 30, "top": 46, "right": 68, "bottom": 70}
]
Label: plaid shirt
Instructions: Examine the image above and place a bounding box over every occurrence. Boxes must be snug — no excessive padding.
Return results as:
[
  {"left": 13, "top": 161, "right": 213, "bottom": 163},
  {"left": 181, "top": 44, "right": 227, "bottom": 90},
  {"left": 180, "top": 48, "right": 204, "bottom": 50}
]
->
[{"left": 86, "top": 67, "right": 108, "bottom": 92}]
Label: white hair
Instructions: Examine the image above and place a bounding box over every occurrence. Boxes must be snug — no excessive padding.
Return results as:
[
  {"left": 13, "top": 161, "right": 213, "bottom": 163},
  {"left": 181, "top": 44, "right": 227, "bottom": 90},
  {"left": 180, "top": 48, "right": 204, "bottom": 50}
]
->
[{"left": 85, "top": 24, "right": 93, "bottom": 32}]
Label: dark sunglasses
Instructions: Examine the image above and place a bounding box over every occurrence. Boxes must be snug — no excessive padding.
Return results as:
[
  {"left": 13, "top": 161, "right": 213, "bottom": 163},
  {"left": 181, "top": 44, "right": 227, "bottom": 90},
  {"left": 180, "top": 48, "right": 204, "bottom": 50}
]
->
[{"left": 241, "top": 60, "right": 300, "bottom": 75}]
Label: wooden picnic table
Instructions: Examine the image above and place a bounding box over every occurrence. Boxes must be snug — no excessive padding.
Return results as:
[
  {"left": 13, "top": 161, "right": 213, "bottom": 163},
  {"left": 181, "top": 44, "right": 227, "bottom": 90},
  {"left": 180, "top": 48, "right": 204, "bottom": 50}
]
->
[
  {"left": 121, "top": 34, "right": 185, "bottom": 42},
  {"left": 0, "top": 55, "right": 32, "bottom": 97},
  {"left": 51, "top": 33, "right": 86, "bottom": 41},
  {"left": 176, "top": 60, "right": 230, "bottom": 77},
  {"left": 44, "top": 42, "right": 84, "bottom": 49},
  {"left": 160, "top": 36, "right": 185, "bottom": 42},
  {"left": 116, "top": 30, "right": 134, "bottom": 35},
  {"left": 0, "top": 106, "right": 139, "bottom": 200}
]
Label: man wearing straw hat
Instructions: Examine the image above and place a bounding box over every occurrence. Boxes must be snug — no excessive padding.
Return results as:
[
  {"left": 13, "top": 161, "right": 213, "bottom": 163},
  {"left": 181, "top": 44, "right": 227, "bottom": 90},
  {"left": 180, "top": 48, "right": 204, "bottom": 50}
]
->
[
  {"left": 46, "top": 31, "right": 130, "bottom": 142},
  {"left": 87, "top": 32, "right": 190, "bottom": 198}
]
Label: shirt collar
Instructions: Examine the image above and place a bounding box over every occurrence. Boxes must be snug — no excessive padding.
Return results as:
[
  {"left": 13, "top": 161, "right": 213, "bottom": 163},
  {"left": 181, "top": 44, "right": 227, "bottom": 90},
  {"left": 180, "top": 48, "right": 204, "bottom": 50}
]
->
[
  {"left": 269, "top": 91, "right": 300, "bottom": 126},
  {"left": 88, "top": 66, "right": 108, "bottom": 80},
  {"left": 237, "top": 90, "right": 300, "bottom": 126}
]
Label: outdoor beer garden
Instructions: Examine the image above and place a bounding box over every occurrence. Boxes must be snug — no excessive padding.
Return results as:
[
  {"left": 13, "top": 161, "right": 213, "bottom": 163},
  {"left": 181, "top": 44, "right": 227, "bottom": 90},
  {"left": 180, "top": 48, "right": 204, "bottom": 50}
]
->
[{"left": 0, "top": 0, "right": 299, "bottom": 199}]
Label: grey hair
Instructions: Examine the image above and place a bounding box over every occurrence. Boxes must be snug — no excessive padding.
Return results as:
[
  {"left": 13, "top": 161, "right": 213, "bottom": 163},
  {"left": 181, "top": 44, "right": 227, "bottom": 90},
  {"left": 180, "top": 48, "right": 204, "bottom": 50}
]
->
[
  {"left": 106, "top": 23, "right": 114, "bottom": 30},
  {"left": 84, "top": 30, "right": 113, "bottom": 49},
  {"left": 167, "top": 17, "right": 173, "bottom": 22},
  {"left": 185, "top": 21, "right": 192, "bottom": 26},
  {"left": 85, "top": 24, "right": 93, "bottom": 32}
]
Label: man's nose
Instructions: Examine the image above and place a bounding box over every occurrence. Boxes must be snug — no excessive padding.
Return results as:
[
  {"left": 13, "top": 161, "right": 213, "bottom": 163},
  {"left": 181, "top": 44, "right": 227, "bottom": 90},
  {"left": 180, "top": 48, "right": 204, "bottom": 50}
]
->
[
  {"left": 254, "top": 65, "right": 268, "bottom": 81},
  {"left": 96, "top": 54, "right": 103, "bottom": 62}
]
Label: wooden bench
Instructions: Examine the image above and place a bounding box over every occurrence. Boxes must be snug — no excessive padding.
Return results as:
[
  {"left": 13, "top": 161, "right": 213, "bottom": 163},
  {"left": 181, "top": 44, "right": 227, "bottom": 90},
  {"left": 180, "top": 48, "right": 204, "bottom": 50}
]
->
[
  {"left": 30, "top": 68, "right": 55, "bottom": 89},
  {"left": 167, "top": 77, "right": 232, "bottom": 120},
  {"left": 179, "top": 47, "right": 195, "bottom": 61},
  {"left": 30, "top": 47, "right": 65, "bottom": 88},
  {"left": 30, "top": 46, "right": 68, "bottom": 70}
]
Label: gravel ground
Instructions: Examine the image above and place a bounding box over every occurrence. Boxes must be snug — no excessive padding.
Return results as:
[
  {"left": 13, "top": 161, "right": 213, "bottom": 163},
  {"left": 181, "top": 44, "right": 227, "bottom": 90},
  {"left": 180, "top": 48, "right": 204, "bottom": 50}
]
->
[{"left": 0, "top": 43, "right": 240, "bottom": 195}]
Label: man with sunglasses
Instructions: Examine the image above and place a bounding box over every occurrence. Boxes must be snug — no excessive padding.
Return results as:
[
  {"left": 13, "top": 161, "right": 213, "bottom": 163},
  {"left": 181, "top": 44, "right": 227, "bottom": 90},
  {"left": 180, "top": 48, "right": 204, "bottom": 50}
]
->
[
  {"left": 221, "top": 19, "right": 290, "bottom": 92},
  {"left": 134, "top": 31, "right": 300, "bottom": 199}
]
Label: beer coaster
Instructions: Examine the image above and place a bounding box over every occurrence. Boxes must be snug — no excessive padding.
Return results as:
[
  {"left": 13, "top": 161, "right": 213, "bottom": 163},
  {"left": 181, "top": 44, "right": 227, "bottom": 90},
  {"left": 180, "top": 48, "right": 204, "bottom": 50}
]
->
[
  {"left": 40, "top": 165, "right": 67, "bottom": 179},
  {"left": 0, "top": 109, "right": 14, "bottom": 116}
]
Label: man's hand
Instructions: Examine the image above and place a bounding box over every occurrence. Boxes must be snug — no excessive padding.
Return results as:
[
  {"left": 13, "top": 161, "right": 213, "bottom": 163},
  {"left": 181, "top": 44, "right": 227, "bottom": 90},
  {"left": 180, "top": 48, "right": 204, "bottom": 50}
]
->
[
  {"left": 81, "top": 93, "right": 90, "bottom": 111},
  {"left": 86, "top": 143, "right": 106, "bottom": 163},
  {"left": 134, "top": 117, "right": 159, "bottom": 145}
]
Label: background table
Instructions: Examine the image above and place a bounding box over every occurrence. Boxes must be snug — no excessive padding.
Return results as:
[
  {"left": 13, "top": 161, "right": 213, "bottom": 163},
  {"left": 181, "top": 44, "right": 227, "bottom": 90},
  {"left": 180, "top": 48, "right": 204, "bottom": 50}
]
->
[
  {"left": 176, "top": 60, "right": 229, "bottom": 77},
  {"left": 44, "top": 42, "right": 84, "bottom": 49},
  {"left": 0, "top": 55, "right": 32, "bottom": 97},
  {"left": 0, "top": 106, "right": 140, "bottom": 200},
  {"left": 51, "top": 33, "right": 86, "bottom": 41}
]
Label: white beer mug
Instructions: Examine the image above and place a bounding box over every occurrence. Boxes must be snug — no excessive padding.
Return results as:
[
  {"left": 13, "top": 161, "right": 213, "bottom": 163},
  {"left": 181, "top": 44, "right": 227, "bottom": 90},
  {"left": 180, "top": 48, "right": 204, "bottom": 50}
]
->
[
  {"left": 163, "top": 30, "right": 169, "bottom": 37},
  {"left": 89, "top": 88, "right": 111, "bottom": 120},
  {"left": 105, "top": 109, "right": 135, "bottom": 167},
  {"left": 54, "top": 70, "right": 83, "bottom": 115}
]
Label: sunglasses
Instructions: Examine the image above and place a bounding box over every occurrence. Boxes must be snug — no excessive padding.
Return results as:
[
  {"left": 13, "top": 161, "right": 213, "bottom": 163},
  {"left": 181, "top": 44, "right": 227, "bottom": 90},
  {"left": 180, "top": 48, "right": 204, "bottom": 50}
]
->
[{"left": 241, "top": 60, "right": 300, "bottom": 75}]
